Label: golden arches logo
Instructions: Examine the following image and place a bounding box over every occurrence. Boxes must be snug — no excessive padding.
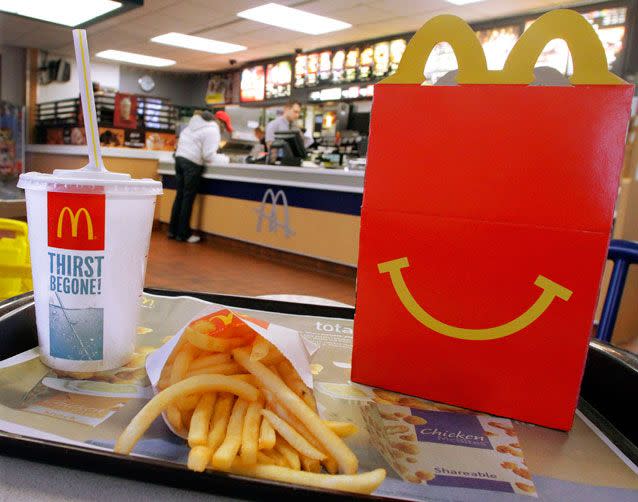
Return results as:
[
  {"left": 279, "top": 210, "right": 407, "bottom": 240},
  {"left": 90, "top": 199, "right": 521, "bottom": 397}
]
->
[
  {"left": 56, "top": 207, "right": 95, "bottom": 240},
  {"left": 382, "top": 9, "right": 624, "bottom": 85},
  {"left": 378, "top": 257, "right": 572, "bottom": 341}
]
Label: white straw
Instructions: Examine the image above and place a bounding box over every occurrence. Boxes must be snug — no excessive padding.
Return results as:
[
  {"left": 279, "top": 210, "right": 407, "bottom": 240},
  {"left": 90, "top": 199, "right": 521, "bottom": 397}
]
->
[{"left": 72, "top": 29, "right": 105, "bottom": 172}]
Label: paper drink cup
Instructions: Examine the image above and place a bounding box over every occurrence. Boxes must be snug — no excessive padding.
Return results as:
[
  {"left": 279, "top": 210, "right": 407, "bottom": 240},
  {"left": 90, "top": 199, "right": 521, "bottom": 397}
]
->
[{"left": 18, "top": 170, "right": 162, "bottom": 371}]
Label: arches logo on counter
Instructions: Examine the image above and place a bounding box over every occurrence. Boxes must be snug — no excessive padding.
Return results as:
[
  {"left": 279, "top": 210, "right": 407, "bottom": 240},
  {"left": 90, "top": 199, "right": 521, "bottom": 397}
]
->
[{"left": 255, "top": 188, "right": 295, "bottom": 238}]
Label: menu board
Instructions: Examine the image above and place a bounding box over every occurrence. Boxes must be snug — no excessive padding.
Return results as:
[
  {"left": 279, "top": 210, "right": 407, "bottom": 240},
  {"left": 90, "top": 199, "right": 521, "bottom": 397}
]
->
[
  {"left": 206, "top": 74, "right": 228, "bottom": 105},
  {"left": 358, "top": 46, "right": 374, "bottom": 80},
  {"left": 389, "top": 39, "right": 406, "bottom": 74},
  {"left": 99, "top": 127, "right": 125, "bottom": 147},
  {"left": 306, "top": 53, "right": 319, "bottom": 86},
  {"left": 582, "top": 7, "right": 626, "bottom": 68},
  {"left": 266, "top": 61, "right": 292, "bottom": 99},
  {"left": 521, "top": 19, "right": 569, "bottom": 74},
  {"left": 341, "top": 86, "right": 359, "bottom": 99},
  {"left": 113, "top": 93, "right": 137, "bottom": 129},
  {"left": 319, "top": 50, "right": 332, "bottom": 82},
  {"left": 596, "top": 26, "right": 625, "bottom": 68},
  {"left": 373, "top": 42, "right": 390, "bottom": 77},
  {"left": 332, "top": 50, "right": 346, "bottom": 83},
  {"left": 423, "top": 42, "right": 458, "bottom": 84},
  {"left": 345, "top": 48, "right": 359, "bottom": 82},
  {"left": 271, "top": 6, "right": 628, "bottom": 91},
  {"left": 360, "top": 84, "right": 374, "bottom": 97},
  {"left": 291, "top": 37, "right": 406, "bottom": 87},
  {"left": 524, "top": 6, "right": 627, "bottom": 75},
  {"left": 294, "top": 54, "right": 307, "bottom": 88},
  {"left": 476, "top": 26, "right": 520, "bottom": 71},
  {"left": 240, "top": 65, "right": 265, "bottom": 102}
]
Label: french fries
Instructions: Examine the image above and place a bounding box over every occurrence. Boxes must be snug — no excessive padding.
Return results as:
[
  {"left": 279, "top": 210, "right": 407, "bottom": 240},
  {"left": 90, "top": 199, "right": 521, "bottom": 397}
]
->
[
  {"left": 188, "top": 445, "right": 211, "bottom": 472},
  {"left": 250, "top": 336, "right": 271, "bottom": 361},
  {"left": 166, "top": 405, "right": 183, "bottom": 433},
  {"left": 170, "top": 344, "right": 196, "bottom": 385},
  {"left": 189, "top": 353, "right": 232, "bottom": 371},
  {"left": 258, "top": 415, "right": 276, "bottom": 450},
  {"left": 187, "top": 362, "right": 243, "bottom": 377},
  {"left": 115, "top": 310, "right": 385, "bottom": 495},
  {"left": 207, "top": 393, "right": 234, "bottom": 451},
  {"left": 261, "top": 409, "right": 325, "bottom": 460},
  {"left": 212, "top": 398, "right": 248, "bottom": 470},
  {"left": 240, "top": 399, "right": 263, "bottom": 465},
  {"left": 233, "top": 348, "right": 359, "bottom": 474},
  {"left": 188, "top": 393, "right": 216, "bottom": 447},
  {"left": 324, "top": 421, "right": 358, "bottom": 438},
  {"left": 275, "top": 437, "right": 301, "bottom": 471},
  {"left": 114, "top": 374, "right": 258, "bottom": 455},
  {"left": 277, "top": 359, "right": 317, "bottom": 411},
  {"left": 228, "top": 464, "right": 387, "bottom": 495}
]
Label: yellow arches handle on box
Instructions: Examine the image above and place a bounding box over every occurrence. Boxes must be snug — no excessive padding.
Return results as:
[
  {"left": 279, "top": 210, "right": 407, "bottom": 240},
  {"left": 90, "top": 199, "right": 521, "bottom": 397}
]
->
[
  {"left": 382, "top": 9, "right": 624, "bottom": 85},
  {"left": 377, "top": 257, "right": 573, "bottom": 341}
]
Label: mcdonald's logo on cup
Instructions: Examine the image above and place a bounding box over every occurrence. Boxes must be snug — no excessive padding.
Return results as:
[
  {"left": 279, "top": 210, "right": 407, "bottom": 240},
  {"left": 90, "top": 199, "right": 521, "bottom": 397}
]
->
[{"left": 48, "top": 192, "right": 105, "bottom": 250}]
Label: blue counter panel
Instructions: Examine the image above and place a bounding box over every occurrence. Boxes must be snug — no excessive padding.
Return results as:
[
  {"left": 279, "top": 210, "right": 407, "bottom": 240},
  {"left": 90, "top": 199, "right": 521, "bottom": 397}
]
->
[{"left": 162, "top": 175, "right": 362, "bottom": 216}]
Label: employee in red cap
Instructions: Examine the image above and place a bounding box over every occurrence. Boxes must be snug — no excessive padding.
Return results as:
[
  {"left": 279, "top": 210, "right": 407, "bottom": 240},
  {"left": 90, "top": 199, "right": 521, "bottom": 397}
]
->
[
  {"left": 169, "top": 109, "right": 233, "bottom": 243},
  {"left": 215, "top": 110, "right": 233, "bottom": 141}
]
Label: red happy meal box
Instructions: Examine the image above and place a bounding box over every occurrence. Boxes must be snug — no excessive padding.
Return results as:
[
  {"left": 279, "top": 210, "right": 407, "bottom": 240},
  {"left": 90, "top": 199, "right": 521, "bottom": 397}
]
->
[{"left": 351, "top": 10, "right": 634, "bottom": 430}]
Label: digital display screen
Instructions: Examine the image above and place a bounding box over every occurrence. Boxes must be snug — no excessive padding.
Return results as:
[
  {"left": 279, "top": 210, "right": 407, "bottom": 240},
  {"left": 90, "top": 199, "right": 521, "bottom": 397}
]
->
[
  {"left": 319, "top": 50, "right": 332, "bottom": 82},
  {"left": 294, "top": 54, "right": 307, "bottom": 88},
  {"left": 476, "top": 26, "right": 520, "bottom": 71},
  {"left": 332, "top": 50, "right": 346, "bottom": 83},
  {"left": 341, "top": 86, "right": 359, "bottom": 99},
  {"left": 358, "top": 46, "right": 374, "bottom": 80},
  {"left": 373, "top": 42, "right": 390, "bottom": 77},
  {"left": 596, "top": 26, "right": 625, "bottom": 68},
  {"left": 389, "top": 39, "right": 406, "bottom": 74},
  {"left": 345, "top": 48, "right": 359, "bottom": 82},
  {"left": 240, "top": 65, "right": 265, "bottom": 102},
  {"left": 583, "top": 7, "right": 626, "bottom": 69},
  {"left": 266, "top": 61, "right": 292, "bottom": 99},
  {"left": 524, "top": 7, "right": 627, "bottom": 75},
  {"left": 359, "top": 84, "right": 374, "bottom": 97},
  {"left": 306, "top": 53, "right": 319, "bottom": 86}
]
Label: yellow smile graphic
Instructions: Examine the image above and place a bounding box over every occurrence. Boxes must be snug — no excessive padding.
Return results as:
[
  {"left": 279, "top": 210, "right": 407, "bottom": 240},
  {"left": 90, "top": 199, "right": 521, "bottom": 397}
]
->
[{"left": 378, "top": 257, "right": 572, "bottom": 341}]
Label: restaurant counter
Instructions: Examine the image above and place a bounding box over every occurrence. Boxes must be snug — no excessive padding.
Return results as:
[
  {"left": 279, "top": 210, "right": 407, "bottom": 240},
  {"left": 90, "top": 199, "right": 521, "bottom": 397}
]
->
[
  {"left": 158, "top": 158, "right": 363, "bottom": 266},
  {"left": 25, "top": 145, "right": 364, "bottom": 266},
  {"left": 25, "top": 144, "right": 171, "bottom": 178}
]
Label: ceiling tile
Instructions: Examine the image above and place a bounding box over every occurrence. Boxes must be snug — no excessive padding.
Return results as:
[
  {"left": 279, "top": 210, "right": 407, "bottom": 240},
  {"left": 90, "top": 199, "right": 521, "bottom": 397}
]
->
[
  {"left": 330, "top": 6, "right": 395, "bottom": 25},
  {"left": 302, "top": 0, "right": 370, "bottom": 15},
  {"left": 189, "top": 25, "right": 239, "bottom": 40},
  {"left": 0, "top": 19, "right": 31, "bottom": 44},
  {"left": 187, "top": 0, "right": 263, "bottom": 12},
  {"left": 0, "top": 0, "right": 612, "bottom": 71},
  {"left": 370, "top": 0, "right": 449, "bottom": 16},
  {"left": 18, "top": 29, "right": 72, "bottom": 51},
  {"left": 155, "top": 3, "right": 229, "bottom": 26}
]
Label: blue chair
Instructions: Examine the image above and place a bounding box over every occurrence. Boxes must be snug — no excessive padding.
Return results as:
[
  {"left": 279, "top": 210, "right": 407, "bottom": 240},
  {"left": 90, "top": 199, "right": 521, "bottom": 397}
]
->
[{"left": 597, "top": 239, "right": 638, "bottom": 343}]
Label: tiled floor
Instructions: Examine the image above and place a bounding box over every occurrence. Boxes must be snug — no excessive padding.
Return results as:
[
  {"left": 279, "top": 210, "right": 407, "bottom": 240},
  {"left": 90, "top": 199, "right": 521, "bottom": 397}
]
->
[{"left": 145, "top": 230, "right": 356, "bottom": 305}]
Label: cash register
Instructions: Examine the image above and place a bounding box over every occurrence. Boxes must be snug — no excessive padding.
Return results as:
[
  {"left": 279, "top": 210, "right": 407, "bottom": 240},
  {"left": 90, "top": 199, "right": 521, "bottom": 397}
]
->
[{"left": 267, "top": 130, "right": 307, "bottom": 167}]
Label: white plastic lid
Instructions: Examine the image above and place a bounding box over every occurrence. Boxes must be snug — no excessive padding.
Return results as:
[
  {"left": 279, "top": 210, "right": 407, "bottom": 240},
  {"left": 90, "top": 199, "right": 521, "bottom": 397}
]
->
[{"left": 18, "top": 169, "right": 163, "bottom": 195}]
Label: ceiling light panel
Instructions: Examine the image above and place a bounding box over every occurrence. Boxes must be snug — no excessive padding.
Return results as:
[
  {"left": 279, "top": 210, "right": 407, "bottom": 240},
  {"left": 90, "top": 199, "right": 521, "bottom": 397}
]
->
[
  {"left": 237, "top": 3, "right": 352, "bottom": 35},
  {"left": 151, "top": 33, "right": 246, "bottom": 54},
  {"left": 445, "top": 0, "right": 485, "bottom": 5},
  {"left": 0, "top": 0, "right": 121, "bottom": 27},
  {"left": 96, "top": 50, "right": 176, "bottom": 67}
]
